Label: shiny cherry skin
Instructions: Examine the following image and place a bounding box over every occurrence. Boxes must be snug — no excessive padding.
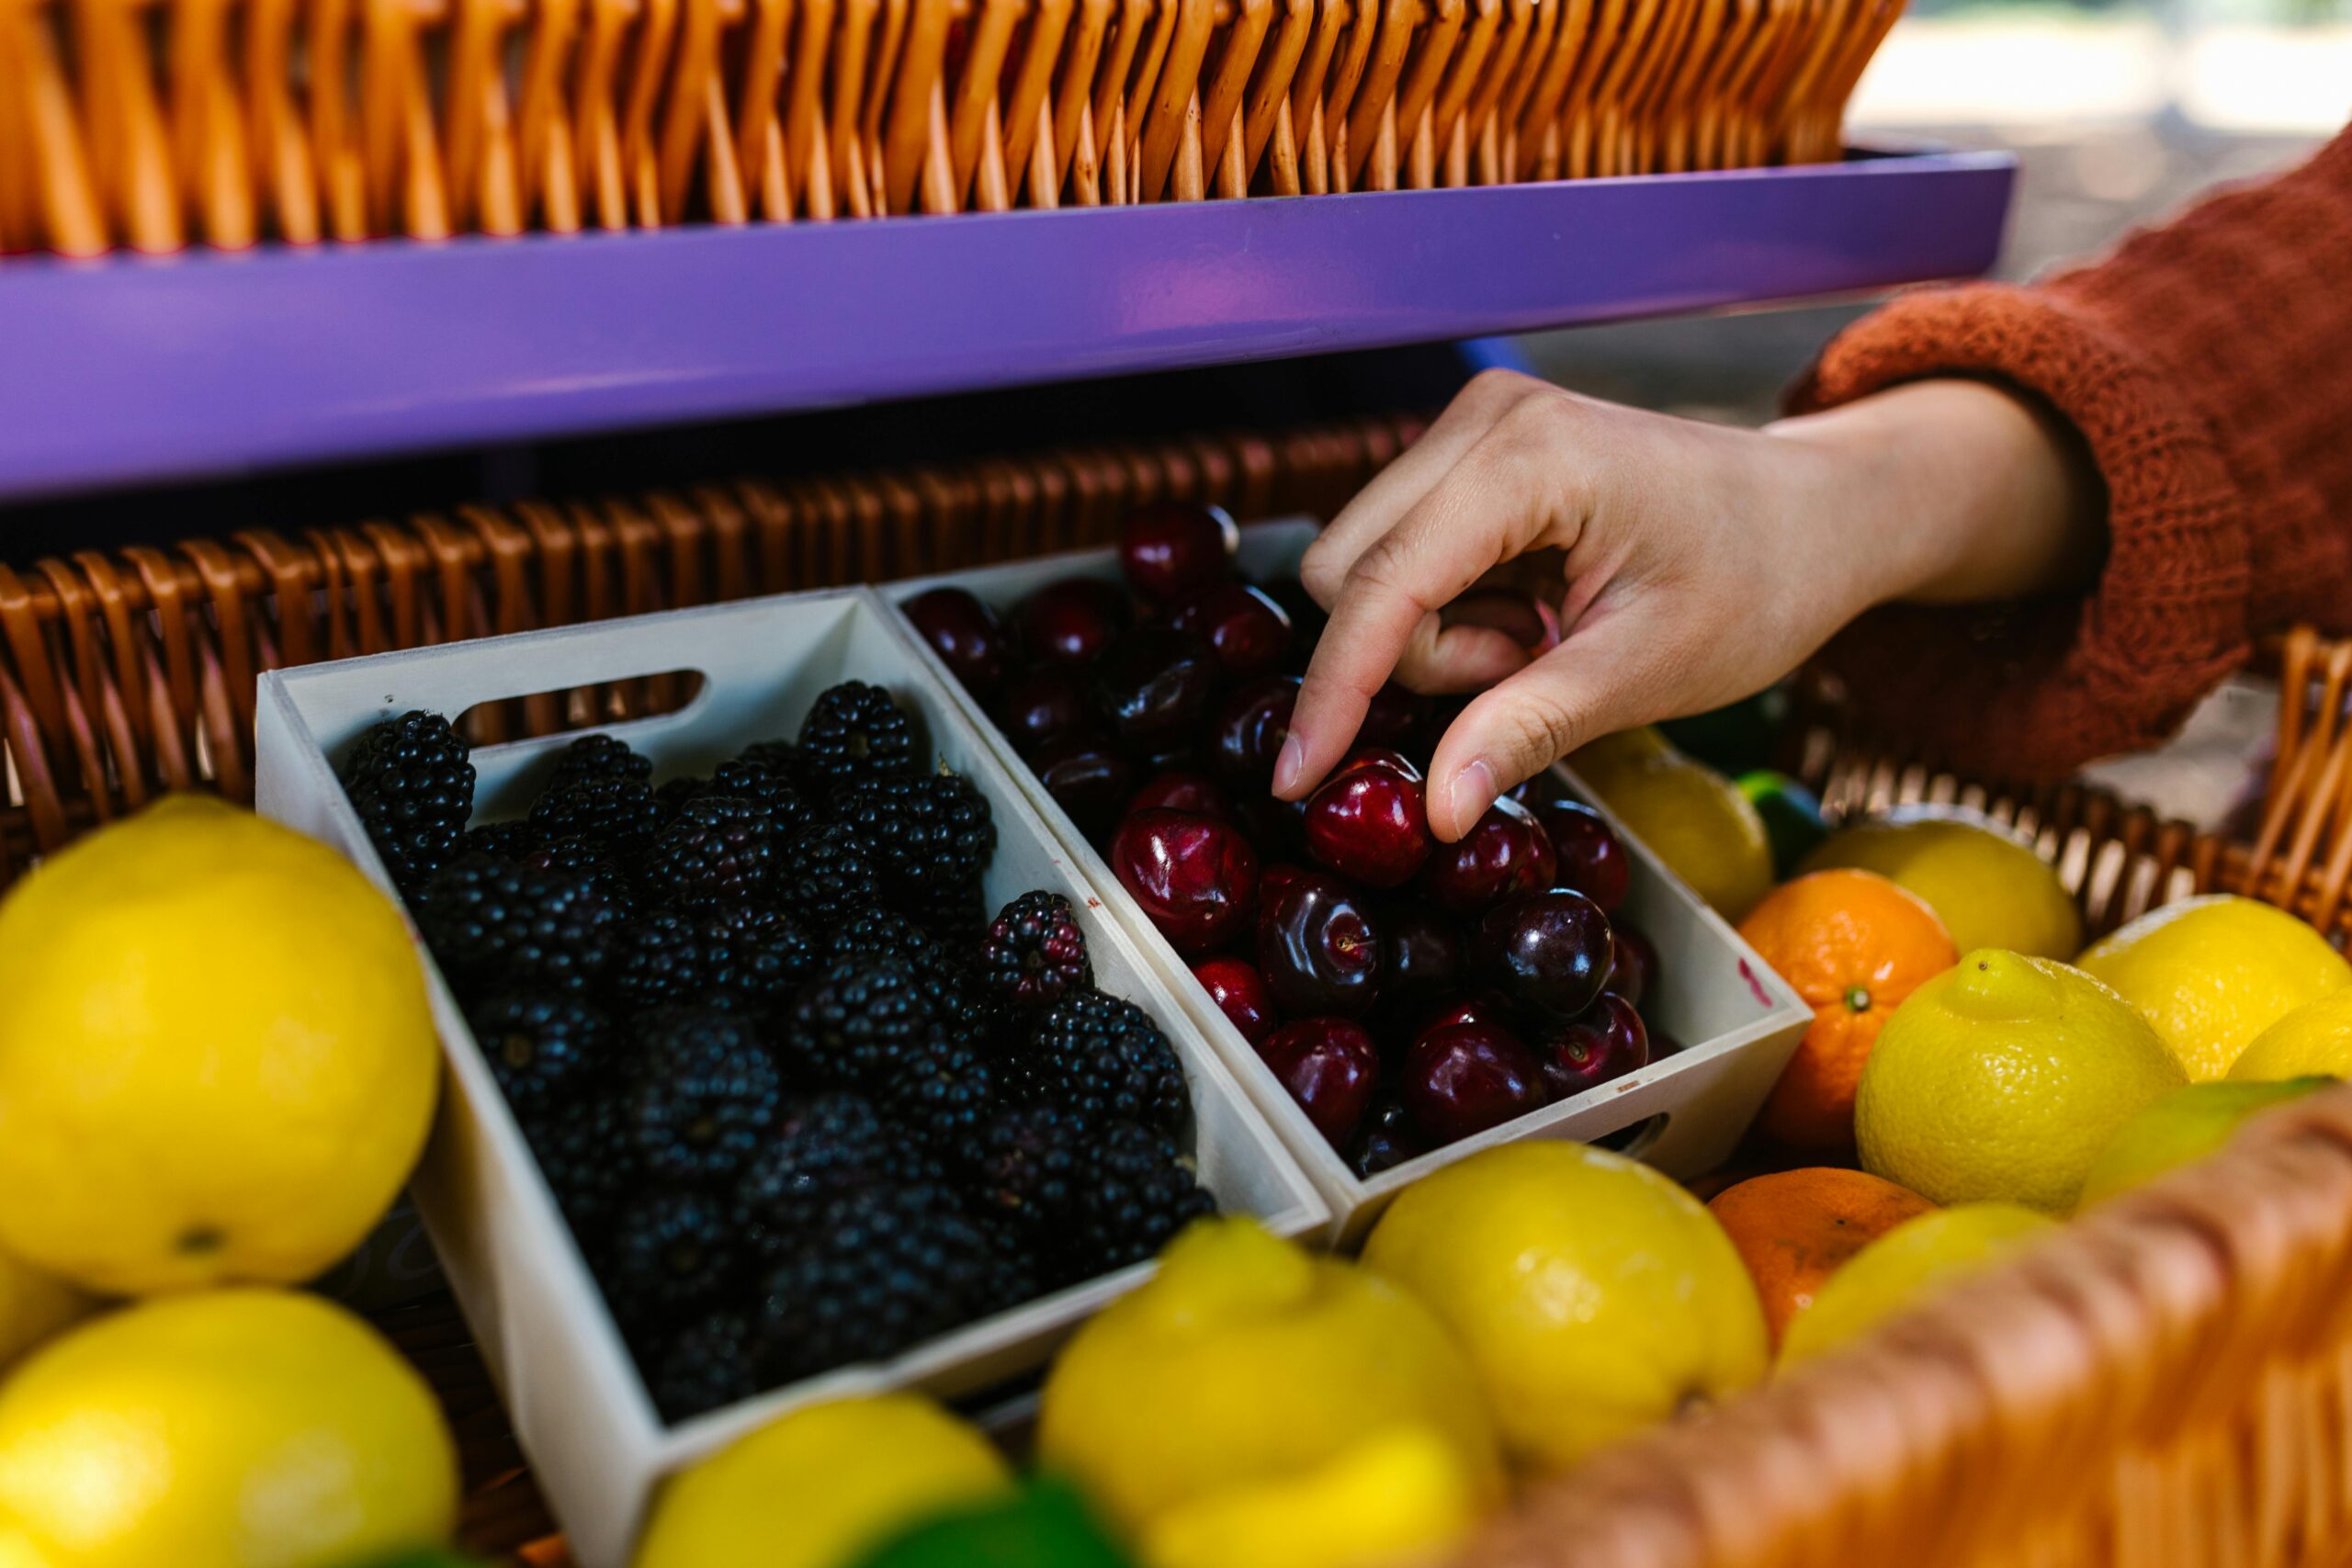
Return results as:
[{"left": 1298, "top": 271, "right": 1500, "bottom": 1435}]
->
[
  {"left": 1417, "top": 795, "right": 1558, "bottom": 918},
  {"left": 1130, "top": 770, "right": 1232, "bottom": 823},
  {"left": 1255, "top": 871, "right": 1383, "bottom": 1018},
  {"left": 1474, "top": 889, "right": 1615, "bottom": 1021},
  {"left": 1092, "top": 626, "right": 1219, "bottom": 750},
  {"left": 1608, "top": 922, "right": 1658, "bottom": 1010},
  {"left": 1532, "top": 993, "right": 1650, "bottom": 1100},
  {"left": 1413, "top": 993, "right": 1517, "bottom": 1042},
  {"left": 1377, "top": 904, "right": 1464, "bottom": 1005},
  {"left": 1261, "top": 579, "right": 1329, "bottom": 656},
  {"left": 994, "top": 667, "right": 1091, "bottom": 755},
  {"left": 1350, "top": 1099, "right": 1425, "bottom": 1178},
  {"left": 1360, "top": 684, "right": 1433, "bottom": 751},
  {"left": 1532, "top": 797, "right": 1632, "bottom": 913},
  {"left": 1258, "top": 1017, "right": 1381, "bottom": 1147},
  {"left": 1257, "top": 862, "right": 1312, "bottom": 914},
  {"left": 1402, "top": 1020, "right": 1547, "bottom": 1145},
  {"left": 1018, "top": 577, "right": 1129, "bottom": 665},
  {"left": 1208, "top": 674, "right": 1301, "bottom": 787},
  {"left": 1167, "top": 582, "right": 1292, "bottom": 679},
  {"left": 1031, "top": 733, "right": 1135, "bottom": 840},
  {"left": 1192, "top": 955, "right": 1277, "bottom": 1044},
  {"left": 905, "top": 587, "right": 1010, "bottom": 696},
  {"left": 1119, "top": 501, "right": 1238, "bottom": 604},
  {"left": 1304, "top": 750, "right": 1432, "bottom": 889},
  {"left": 1111, "top": 808, "right": 1261, "bottom": 954}
]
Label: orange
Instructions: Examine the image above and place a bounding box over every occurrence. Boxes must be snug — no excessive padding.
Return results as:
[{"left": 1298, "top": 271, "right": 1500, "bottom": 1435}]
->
[
  {"left": 1706, "top": 1168, "right": 1937, "bottom": 1350},
  {"left": 1739, "top": 870, "right": 1960, "bottom": 1151}
]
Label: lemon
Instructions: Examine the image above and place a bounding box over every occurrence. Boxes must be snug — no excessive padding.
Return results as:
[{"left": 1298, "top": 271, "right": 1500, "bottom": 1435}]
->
[
  {"left": 1856, "top": 951, "right": 2186, "bottom": 1213},
  {"left": 0, "top": 796, "right": 439, "bottom": 1294},
  {"left": 0, "top": 1244, "right": 95, "bottom": 1372},
  {"left": 2076, "top": 1077, "right": 2332, "bottom": 1208},
  {"left": 2076, "top": 896, "right": 2352, "bottom": 1081},
  {"left": 637, "top": 1393, "right": 1008, "bottom": 1568},
  {"left": 1141, "top": 1428, "right": 1479, "bottom": 1568},
  {"left": 0, "top": 1289, "right": 457, "bottom": 1568},
  {"left": 1037, "top": 1218, "right": 1500, "bottom": 1535},
  {"left": 2232, "top": 987, "right": 2352, "bottom": 1081},
  {"left": 1801, "top": 807, "right": 2081, "bottom": 959},
  {"left": 1778, "top": 1203, "right": 2054, "bottom": 1363},
  {"left": 1568, "top": 728, "right": 1773, "bottom": 920},
  {"left": 1361, "top": 1142, "right": 1767, "bottom": 1473}
]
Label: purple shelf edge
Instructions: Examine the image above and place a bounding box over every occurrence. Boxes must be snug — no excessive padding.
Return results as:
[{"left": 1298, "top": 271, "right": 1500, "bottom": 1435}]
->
[{"left": 0, "top": 145, "right": 2012, "bottom": 501}]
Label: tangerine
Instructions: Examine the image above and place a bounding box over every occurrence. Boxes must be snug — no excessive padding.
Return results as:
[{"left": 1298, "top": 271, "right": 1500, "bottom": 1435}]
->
[{"left": 1706, "top": 1168, "right": 1936, "bottom": 1350}]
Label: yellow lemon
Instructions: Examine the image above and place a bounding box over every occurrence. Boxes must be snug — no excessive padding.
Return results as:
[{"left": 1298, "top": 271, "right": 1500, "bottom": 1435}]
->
[
  {"left": 1360, "top": 1142, "right": 1767, "bottom": 1473},
  {"left": 637, "top": 1394, "right": 1009, "bottom": 1568},
  {"left": 2076, "top": 895, "right": 2352, "bottom": 1080},
  {"left": 1568, "top": 729, "right": 1772, "bottom": 920},
  {"left": 1856, "top": 951, "right": 2186, "bottom": 1213},
  {"left": 0, "top": 1245, "right": 96, "bottom": 1371},
  {"left": 0, "top": 795, "right": 439, "bottom": 1293},
  {"left": 0, "top": 1289, "right": 457, "bottom": 1568},
  {"left": 1779, "top": 1203, "right": 2055, "bottom": 1363},
  {"left": 1037, "top": 1218, "right": 1500, "bottom": 1534},
  {"left": 1141, "top": 1427, "right": 1481, "bottom": 1568},
  {"left": 1800, "top": 807, "right": 2081, "bottom": 959},
  {"left": 2076, "top": 1077, "right": 2332, "bottom": 1208},
  {"left": 2233, "top": 987, "right": 2352, "bottom": 1082}
]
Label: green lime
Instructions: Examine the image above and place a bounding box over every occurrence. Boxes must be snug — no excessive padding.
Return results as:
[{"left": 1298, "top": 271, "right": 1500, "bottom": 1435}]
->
[
  {"left": 1736, "top": 770, "right": 1828, "bottom": 877},
  {"left": 852, "top": 1477, "right": 1134, "bottom": 1568},
  {"left": 1658, "top": 686, "right": 1792, "bottom": 776}
]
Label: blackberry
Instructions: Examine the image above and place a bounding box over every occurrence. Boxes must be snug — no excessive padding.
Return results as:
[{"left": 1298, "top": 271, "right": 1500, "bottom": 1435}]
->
[
  {"left": 605, "top": 908, "right": 720, "bottom": 1010},
  {"left": 524, "top": 1093, "right": 641, "bottom": 1244},
  {"left": 415, "top": 854, "right": 619, "bottom": 995},
  {"left": 1015, "top": 990, "right": 1189, "bottom": 1134},
  {"left": 971, "top": 1213, "right": 1046, "bottom": 1314},
  {"left": 827, "top": 911, "right": 997, "bottom": 1052},
  {"left": 755, "top": 1185, "right": 993, "bottom": 1380},
  {"left": 700, "top": 903, "right": 819, "bottom": 1003},
  {"left": 797, "top": 682, "right": 918, "bottom": 794},
  {"left": 630, "top": 1008, "right": 784, "bottom": 1183},
  {"left": 654, "top": 774, "right": 708, "bottom": 823},
  {"left": 960, "top": 1104, "right": 1085, "bottom": 1231},
  {"left": 826, "top": 908, "right": 948, "bottom": 970},
  {"left": 521, "top": 831, "right": 639, "bottom": 918},
  {"left": 463, "top": 819, "right": 543, "bottom": 861},
  {"left": 882, "top": 1033, "right": 995, "bottom": 1149},
  {"left": 1067, "top": 1122, "right": 1216, "bottom": 1276},
  {"left": 548, "top": 733, "right": 652, "bottom": 790},
  {"left": 978, "top": 892, "right": 1092, "bottom": 1011},
  {"left": 699, "top": 760, "right": 810, "bottom": 836},
  {"left": 834, "top": 772, "right": 995, "bottom": 909},
  {"left": 775, "top": 822, "right": 886, "bottom": 927},
  {"left": 606, "top": 1188, "right": 740, "bottom": 1326},
  {"left": 530, "top": 772, "right": 662, "bottom": 855},
  {"left": 642, "top": 798, "right": 776, "bottom": 908},
  {"left": 340, "top": 711, "right": 475, "bottom": 890},
  {"left": 647, "top": 1308, "right": 761, "bottom": 1422},
  {"left": 469, "top": 990, "right": 615, "bottom": 1118},
  {"left": 734, "top": 1092, "right": 936, "bottom": 1254},
  {"left": 735, "top": 739, "right": 807, "bottom": 793},
  {"left": 782, "top": 957, "right": 937, "bottom": 1086},
  {"left": 910, "top": 883, "right": 992, "bottom": 949}
]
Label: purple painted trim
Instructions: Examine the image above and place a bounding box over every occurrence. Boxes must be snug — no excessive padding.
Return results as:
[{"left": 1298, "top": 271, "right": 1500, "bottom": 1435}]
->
[{"left": 0, "top": 148, "right": 2012, "bottom": 501}]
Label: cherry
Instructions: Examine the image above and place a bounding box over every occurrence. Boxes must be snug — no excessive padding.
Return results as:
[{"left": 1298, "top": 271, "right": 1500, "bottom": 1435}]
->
[
  {"left": 1608, "top": 922, "right": 1658, "bottom": 1010},
  {"left": 1650, "top": 1030, "right": 1684, "bottom": 1056},
  {"left": 1258, "top": 862, "right": 1312, "bottom": 912},
  {"left": 1031, "top": 733, "right": 1135, "bottom": 840},
  {"left": 1350, "top": 1099, "right": 1425, "bottom": 1179},
  {"left": 1208, "top": 674, "right": 1301, "bottom": 787},
  {"left": 1232, "top": 792, "right": 1309, "bottom": 859},
  {"left": 1167, "top": 582, "right": 1292, "bottom": 679},
  {"left": 1304, "top": 750, "right": 1431, "bottom": 889},
  {"left": 1091, "top": 626, "right": 1219, "bottom": 750},
  {"left": 993, "top": 667, "right": 1091, "bottom": 755},
  {"left": 1533, "top": 797, "right": 1632, "bottom": 913},
  {"left": 1532, "top": 993, "right": 1650, "bottom": 1100},
  {"left": 1258, "top": 1017, "right": 1380, "bottom": 1147},
  {"left": 1360, "top": 684, "right": 1432, "bottom": 751},
  {"left": 1018, "top": 577, "right": 1129, "bottom": 665},
  {"left": 1413, "top": 993, "right": 1517, "bottom": 1042},
  {"left": 1474, "top": 889, "right": 1614, "bottom": 1021},
  {"left": 1130, "top": 770, "right": 1232, "bottom": 823},
  {"left": 1111, "top": 808, "right": 1260, "bottom": 955},
  {"left": 1192, "top": 955, "right": 1276, "bottom": 1044},
  {"left": 905, "top": 587, "right": 1010, "bottom": 696},
  {"left": 1417, "top": 795, "right": 1557, "bottom": 918},
  {"left": 1402, "top": 1019, "right": 1546, "bottom": 1145},
  {"left": 1118, "top": 501, "right": 1238, "bottom": 604},
  {"left": 1376, "top": 904, "right": 1464, "bottom": 1005},
  {"left": 1255, "top": 870, "right": 1383, "bottom": 1018},
  {"left": 1261, "top": 579, "right": 1329, "bottom": 655}
]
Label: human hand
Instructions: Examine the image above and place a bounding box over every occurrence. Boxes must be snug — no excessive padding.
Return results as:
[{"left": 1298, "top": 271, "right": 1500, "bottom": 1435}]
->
[{"left": 1275, "top": 369, "right": 2102, "bottom": 841}]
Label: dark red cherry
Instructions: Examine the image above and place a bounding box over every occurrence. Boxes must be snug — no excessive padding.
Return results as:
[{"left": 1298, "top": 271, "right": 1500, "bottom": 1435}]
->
[
  {"left": 1111, "top": 808, "right": 1260, "bottom": 955},
  {"left": 1360, "top": 684, "right": 1433, "bottom": 751},
  {"left": 1532, "top": 994, "right": 1649, "bottom": 1100},
  {"left": 1474, "top": 890, "right": 1614, "bottom": 1022},
  {"left": 1192, "top": 955, "right": 1276, "bottom": 1044},
  {"left": 1091, "top": 626, "right": 1219, "bottom": 750},
  {"left": 1402, "top": 1020, "right": 1546, "bottom": 1145},
  {"left": 905, "top": 587, "right": 1010, "bottom": 696},
  {"left": 1258, "top": 1017, "right": 1380, "bottom": 1147},
  {"left": 1208, "top": 674, "right": 1301, "bottom": 787},
  {"left": 1031, "top": 733, "right": 1135, "bottom": 840},
  {"left": 1376, "top": 905, "right": 1463, "bottom": 1005},
  {"left": 994, "top": 667, "right": 1091, "bottom": 755},
  {"left": 1532, "top": 797, "right": 1632, "bottom": 913},
  {"left": 1232, "top": 793, "right": 1308, "bottom": 859},
  {"left": 1119, "top": 501, "right": 1238, "bottom": 604},
  {"left": 1018, "top": 577, "right": 1129, "bottom": 666},
  {"left": 1167, "top": 582, "right": 1292, "bottom": 679},
  {"left": 1349, "top": 1098, "right": 1425, "bottom": 1179},
  {"left": 1608, "top": 923, "right": 1657, "bottom": 1010},
  {"left": 1255, "top": 871, "right": 1383, "bottom": 1019},
  {"left": 1130, "top": 770, "right": 1232, "bottom": 823},
  {"left": 1414, "top": 993, "right": 1516, "bottom": 1041},
  {"left": 1261, "top": 579, "right": 1329, "bottom": 656},
  {"left": 1417, "top": 795, "right": 1557, "bottom": 918},
  {"left": 1257, "top": 862, "right": 1312, "bottom": 915},
  {"left": 1304, "top": 750, "right": 1431, "bottom": 888}
]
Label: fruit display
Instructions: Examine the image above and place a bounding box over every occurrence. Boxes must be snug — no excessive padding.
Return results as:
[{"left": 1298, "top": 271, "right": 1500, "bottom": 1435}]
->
[
  {"left": 1776, "top": 1202, "right": 2056, "bottom": 1363},
  {"left": 908, "top": 507, "right": 1668, "bottom": 1177},
  {"left": 334, "top": 690, "right": 1217, "bottom": 1421}
]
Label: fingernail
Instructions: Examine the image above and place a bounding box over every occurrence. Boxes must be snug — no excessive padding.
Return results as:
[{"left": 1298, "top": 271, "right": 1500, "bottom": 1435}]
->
[
  {"left": 1449, "top": 759, "right": 1497, "bottom": 829},
  {"left": 1273, "top": 736, "right": 1307, "bottom": 796}
]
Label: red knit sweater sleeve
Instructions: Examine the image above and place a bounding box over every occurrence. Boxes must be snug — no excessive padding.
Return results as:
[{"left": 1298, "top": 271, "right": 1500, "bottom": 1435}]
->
[{"left": 1787, "top": 125, "right": 2352, "bottom": 778}]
